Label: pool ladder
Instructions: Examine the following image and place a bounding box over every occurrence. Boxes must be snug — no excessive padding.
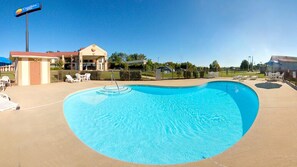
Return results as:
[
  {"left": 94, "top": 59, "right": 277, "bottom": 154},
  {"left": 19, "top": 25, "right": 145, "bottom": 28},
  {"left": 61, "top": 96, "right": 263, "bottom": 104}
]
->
[
  {"left": 96, "top": 71, "right": 131, "bottom": 95},
  {"left": 111, "top": 71, "right": 120, "bottom": 93}
]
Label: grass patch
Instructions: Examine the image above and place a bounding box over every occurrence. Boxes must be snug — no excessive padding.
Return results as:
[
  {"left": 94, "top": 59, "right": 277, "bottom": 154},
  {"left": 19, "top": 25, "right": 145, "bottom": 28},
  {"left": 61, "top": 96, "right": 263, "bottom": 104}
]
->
[
  {"left": 0, "top": 71, "right": 15, "bottom": 80},
  {"left": 100, "top": 71, "right": 120, "bottom": 80},
  {"left": 219, "top": 71, "right": 265, "bottom": 78}
]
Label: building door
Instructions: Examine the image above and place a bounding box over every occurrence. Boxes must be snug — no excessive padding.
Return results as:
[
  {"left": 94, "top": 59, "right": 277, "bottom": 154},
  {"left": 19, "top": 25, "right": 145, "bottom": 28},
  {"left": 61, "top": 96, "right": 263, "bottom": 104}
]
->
[{"left": 30, "top": 59, "right": 41, "bottom": 85}]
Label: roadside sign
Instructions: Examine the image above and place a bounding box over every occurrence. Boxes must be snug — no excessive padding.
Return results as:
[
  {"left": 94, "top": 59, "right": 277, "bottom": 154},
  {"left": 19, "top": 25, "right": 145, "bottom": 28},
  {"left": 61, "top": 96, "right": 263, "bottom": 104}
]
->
[{"left": 15, "top": 3, "right": 42, "bottom": 17}]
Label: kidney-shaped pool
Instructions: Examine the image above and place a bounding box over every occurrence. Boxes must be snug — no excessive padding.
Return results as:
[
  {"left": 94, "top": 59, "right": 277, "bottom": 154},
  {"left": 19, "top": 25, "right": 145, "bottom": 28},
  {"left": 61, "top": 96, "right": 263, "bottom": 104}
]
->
[{"left": 64, "top": 81, "right": 259, "bottom": 165}]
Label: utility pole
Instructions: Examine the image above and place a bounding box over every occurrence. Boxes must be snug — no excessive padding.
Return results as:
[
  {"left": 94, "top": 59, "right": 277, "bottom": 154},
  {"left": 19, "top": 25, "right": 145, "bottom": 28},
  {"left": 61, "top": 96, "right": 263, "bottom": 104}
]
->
[{"left": 251, "top": 56, "right": 253, "bottom": 72}]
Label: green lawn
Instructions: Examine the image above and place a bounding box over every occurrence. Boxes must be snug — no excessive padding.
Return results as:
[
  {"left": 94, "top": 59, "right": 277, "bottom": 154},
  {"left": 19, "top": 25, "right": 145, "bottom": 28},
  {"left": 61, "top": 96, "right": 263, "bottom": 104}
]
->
[
  {"left": 219, "top": 71, "right": 265, "bottom": 78},
  {"left": 143, "top": 70, "right": 265, "bottom": 79},
  {"left": 100, "top": 71, "right": 120, "bottom": 80},
  {"left": 0, "top": 71, "right": 15, "bottom": 80},
  {"left": 142, "top": 71, "right": 184, "bottom": 79}
]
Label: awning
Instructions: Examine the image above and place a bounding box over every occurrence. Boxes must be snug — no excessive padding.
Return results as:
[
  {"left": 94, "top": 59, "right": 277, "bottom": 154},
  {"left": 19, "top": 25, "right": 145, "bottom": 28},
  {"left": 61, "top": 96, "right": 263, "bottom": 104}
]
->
[
  {"left": 265, "top": 60, "right": 279, "bottom": 66},
  {"left": 0, "top": 57, "right": 12, "bottom": 65}
]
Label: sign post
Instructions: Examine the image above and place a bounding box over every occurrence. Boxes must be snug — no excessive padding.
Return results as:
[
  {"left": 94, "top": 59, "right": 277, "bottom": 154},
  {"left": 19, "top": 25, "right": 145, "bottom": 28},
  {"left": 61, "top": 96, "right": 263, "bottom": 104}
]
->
[{"left": 15, "top": 3, "right": 42, "bottom": 52}]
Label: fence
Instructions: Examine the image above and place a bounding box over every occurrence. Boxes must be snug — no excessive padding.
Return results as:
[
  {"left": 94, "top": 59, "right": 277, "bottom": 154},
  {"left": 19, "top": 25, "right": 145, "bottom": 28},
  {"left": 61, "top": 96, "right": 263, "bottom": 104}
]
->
[
  {"left": 0, "top": 65, "right": 14, "bottom": 72},
  {"left": 50, "top": 70, "right": 142, "bottom": 83},
  {"left": 142, "top": 70, "right": 206, "bottom": 80}
]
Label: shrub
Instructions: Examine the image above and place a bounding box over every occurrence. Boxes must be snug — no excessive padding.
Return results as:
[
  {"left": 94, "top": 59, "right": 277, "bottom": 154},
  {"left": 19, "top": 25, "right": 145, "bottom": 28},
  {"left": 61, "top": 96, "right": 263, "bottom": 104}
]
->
[
  {"left": 120, "top": 71, "right": 130, "bottom": 81},
  {"left": 58, "top": 70, "right": 79, "bottom": 81},
  {"left": 120, "top": 70, "right": 142, "bottom": 81},
  {"left": 199, "top": 71, "right": 205, "bottom": 78},
  {"left": 130, "top": 71, "right": 142, "bottom": 80},
  {"left": 80, "top": 71, "right": 102, "bottom": 80},
  {"left": 183, "top": 71, "right": 192, "bottom": 79},
  {"left": 176, "top": 70, "right": 182, "bottom": 78},
  {"left": 193, "top": 71, "right": 198, "bottom": 78}
]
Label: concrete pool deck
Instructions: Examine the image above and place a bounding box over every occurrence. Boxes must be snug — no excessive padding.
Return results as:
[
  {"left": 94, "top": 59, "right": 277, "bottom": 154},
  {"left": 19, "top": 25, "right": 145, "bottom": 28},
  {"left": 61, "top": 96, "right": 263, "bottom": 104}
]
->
[{"left": 0, "top": 79, "right": 297, "bottom": 167}]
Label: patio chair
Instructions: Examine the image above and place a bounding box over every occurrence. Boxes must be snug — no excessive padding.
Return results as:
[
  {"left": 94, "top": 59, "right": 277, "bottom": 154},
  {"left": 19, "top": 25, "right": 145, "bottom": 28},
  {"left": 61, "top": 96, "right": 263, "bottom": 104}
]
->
[
  {"left": 278, "top": 73, "right": 284, "bottom": 81},
  {"left": 266, "top": 72, "right": 277, "bottom": 81},
  {"left": 233, "top": 75, "right": 242, "bottom": 80},
  {"left": 85, "top": 73, "right": 91, "bottom": 81},
  {"left": 1, "top": 76, "right": 11, "bottom": 87},
  {"left": 75, "top": 73, "right": 83, "bottom": 82},
  {"left": 250, "top": 75, "right": 258, "bottom": 80},
  {"left": 0, "top": 93, "right": 20, "bottom": 111},
  {"left": 0, "top": 82, "right": 5, "bottom": 91},
  {"left": 65, "top": 75, "right": 80, "bottom": 83},
  {"left": 241, "top": 76, "right": 248, "bottom": 80}
]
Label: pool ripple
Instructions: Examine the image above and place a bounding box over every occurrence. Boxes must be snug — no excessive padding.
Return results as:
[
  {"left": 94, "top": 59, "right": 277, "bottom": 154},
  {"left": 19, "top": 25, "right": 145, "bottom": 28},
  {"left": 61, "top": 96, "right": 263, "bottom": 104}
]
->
[{"left": 64, "top": 81, "right": 259, "bottom": 165}]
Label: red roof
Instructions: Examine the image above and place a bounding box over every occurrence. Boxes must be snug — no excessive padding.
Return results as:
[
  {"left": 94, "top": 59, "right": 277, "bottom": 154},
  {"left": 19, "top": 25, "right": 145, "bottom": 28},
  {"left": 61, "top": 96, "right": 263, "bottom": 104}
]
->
[
  {"left": 271, "top": 56, "right": 297, "bottom": 63},
  {"left": 48, "top": 52, "right": 78, "bottom": 57},
  {"left": 10, "top": 51, "right": 78, "bottom": 58}
]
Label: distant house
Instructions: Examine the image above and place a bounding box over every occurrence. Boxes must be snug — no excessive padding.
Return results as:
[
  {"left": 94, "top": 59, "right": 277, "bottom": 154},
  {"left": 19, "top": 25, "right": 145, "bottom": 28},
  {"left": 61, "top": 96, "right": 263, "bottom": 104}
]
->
[
  {"left": 126, "top": 60, "right": 147, "bottom": 66},
  {"left": 157, "top": 66, "right": 174, "bottom": 73},
  {"left": 267, "top": 56, "right": 297, "bottom": 72}
]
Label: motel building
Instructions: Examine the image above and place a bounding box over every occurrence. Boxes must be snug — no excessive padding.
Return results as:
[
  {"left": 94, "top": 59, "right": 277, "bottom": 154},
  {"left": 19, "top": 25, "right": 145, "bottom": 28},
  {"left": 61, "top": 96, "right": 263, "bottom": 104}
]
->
[{"left": 10, "top": 44, "right": 108, "bottom": 86}]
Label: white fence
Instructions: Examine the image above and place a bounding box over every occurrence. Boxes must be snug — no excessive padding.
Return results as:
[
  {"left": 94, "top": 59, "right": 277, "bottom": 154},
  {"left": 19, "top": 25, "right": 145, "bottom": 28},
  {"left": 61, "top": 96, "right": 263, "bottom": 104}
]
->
[{"left": 0, "top": 65, "right": 14, "bottom": 72}]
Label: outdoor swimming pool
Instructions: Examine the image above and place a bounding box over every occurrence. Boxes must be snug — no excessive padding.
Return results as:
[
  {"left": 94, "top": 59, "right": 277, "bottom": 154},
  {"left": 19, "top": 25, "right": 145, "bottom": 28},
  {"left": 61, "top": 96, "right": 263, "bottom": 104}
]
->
[{"left": 63, "top": 81, "right": 259, "bottom": 165}]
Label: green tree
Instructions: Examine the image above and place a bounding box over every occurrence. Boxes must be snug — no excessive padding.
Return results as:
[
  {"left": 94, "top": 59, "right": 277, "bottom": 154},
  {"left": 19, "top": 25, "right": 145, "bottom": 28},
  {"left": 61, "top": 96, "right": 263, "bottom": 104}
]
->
[
  {"left": 108, "top": 52, "right": 128, "bottom": 69},
  {"left": 108, "top": 52, "right": 127, "bottom": 65},
  {"left": 180, "top": 62, "right": 194, "bottom": 71},
  {"left": 175, "top": 63, "right": 181, "bottom": 71},
  {"left": 126, "top": 53, "right": 146, "bottom": 61},
  {"left": 176, "top": 69, "right": 182, "bottom": 78},
  {"left": 240, "top": 60, "right": 249, "bottom": 70},
  {"left": 145, "top": 59, "right": 154, "bottom": 71},
  {"left": 210, "top": 60, "right": 220, "bottom": 72}
]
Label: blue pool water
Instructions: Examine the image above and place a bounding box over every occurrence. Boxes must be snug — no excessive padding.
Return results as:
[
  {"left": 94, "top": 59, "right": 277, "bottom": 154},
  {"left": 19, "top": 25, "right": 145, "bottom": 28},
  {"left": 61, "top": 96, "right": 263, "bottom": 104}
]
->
[{"left": 64, "top": 81, "right": 259, "bottom": 165}]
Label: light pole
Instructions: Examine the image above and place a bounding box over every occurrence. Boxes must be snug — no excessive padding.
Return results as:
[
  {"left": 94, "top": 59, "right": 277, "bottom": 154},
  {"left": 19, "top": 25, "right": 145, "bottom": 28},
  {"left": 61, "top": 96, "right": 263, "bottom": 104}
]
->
[{"left": 251, "top": 56, "right": 253, "bottom": 72}]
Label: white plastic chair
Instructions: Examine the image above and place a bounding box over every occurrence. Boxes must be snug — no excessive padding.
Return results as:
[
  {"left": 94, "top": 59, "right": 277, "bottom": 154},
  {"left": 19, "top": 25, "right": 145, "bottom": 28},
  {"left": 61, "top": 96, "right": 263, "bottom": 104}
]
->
[
  {"left": 0, "top": 82, "right": 5, "bottom": 91},
  {"left": 75, "top": 73, "right": 83, "bottom": 82},
  {"left": 241, "top": 76, "right": 248, "bottom": 80},
  {"left": 278, "top": 73, "right": 284, "bottom": 81},
  {"left": 65, "top": 75, "right": 79, "bottom": 83},
  {"left": 85, "top": 73, "right": 91, "bottom": 81},
  {"left": 1, "top": 76, "right": 11, "bottom": 87},
  {"left": 0, "top": 93, "right": 20, "bottom": 111},
  {"left": 233, "top": 75, "right": 242, "bottom": 80},
  {"left": 250, "top": 75, "right": 258, "bottom": 80}
]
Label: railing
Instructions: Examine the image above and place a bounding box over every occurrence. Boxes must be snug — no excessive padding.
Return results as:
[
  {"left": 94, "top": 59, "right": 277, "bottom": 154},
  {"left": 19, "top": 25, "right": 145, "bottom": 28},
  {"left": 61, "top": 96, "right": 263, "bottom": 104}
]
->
[
  {"left": 111, "top": 70, "right": 120, "bottom": 92},
  {"left": 0, "top": 65, "right": 14, "bottom": 72}
]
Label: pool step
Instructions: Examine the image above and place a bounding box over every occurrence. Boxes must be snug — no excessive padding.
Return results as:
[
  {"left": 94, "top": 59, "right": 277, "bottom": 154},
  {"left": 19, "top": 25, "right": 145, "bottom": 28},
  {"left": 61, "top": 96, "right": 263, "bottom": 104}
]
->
[{"left": 96, "top": 86, "right": 131, "bottom": 95}]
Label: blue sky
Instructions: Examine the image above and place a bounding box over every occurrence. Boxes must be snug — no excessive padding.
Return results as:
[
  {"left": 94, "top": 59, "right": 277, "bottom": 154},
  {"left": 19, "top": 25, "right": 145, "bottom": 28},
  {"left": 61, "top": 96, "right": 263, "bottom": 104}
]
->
[{"left": 1, "top": 0, "right": 297, "bottom": 67}]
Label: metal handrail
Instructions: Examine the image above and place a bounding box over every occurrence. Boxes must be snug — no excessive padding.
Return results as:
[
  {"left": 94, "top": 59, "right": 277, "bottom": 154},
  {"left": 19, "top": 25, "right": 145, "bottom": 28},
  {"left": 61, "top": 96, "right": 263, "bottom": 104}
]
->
[{"left": 111, "top": 70, "right": 120, "bottom": 92}]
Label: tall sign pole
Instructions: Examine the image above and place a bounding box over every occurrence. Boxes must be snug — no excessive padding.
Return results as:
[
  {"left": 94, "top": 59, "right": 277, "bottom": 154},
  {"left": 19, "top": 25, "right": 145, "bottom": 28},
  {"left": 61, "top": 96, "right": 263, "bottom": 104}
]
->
[
  {"left": 15, "top": 3, "right": 42, "bottom": 52},
  {"left": 26, "top": 13, "right": 29, "bottom": 52}
]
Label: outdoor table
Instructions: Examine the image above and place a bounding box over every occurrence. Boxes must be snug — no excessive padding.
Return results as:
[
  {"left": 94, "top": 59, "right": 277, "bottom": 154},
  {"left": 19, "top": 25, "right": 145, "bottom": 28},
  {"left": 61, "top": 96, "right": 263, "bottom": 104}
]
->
[
  {"left": 0, "top": 80, "right": 6, "bottom": 91},
  {"left": 80, "top": 74, "right": 87, "bottom": 81}
]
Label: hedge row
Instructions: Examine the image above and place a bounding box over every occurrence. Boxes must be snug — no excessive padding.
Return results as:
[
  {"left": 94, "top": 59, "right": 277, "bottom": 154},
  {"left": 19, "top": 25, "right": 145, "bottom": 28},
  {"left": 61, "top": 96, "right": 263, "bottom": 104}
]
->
[
  {"left": 119, "top": 70, "right": 142, "bottom": 81},
  {"left": 182, "top": 70, "right": 205, "bottom": 79},
  {"left": 51, "top": 70, "right": 142, "bottom": 82},
  {"left": 183, "top": 71, "right": 192, "bottom": 79}
]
